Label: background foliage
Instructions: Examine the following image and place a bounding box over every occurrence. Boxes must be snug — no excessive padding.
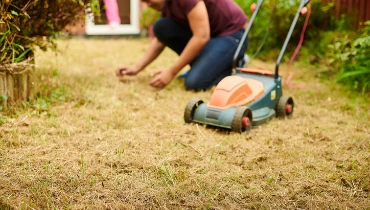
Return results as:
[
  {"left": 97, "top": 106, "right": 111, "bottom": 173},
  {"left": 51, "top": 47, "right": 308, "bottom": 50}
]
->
[
  {"left": 234, "top": 0, "right": 338, "bottom": 59},
  {"left": 0, "top": 0, "right": 99, "bottom": 65},
  {"left": 330, "top": 21, "right": 370, "bottom": 94},
  {"left": 234, "top": 0, "right": 369, "bottom": 95},
  {"left": 140, "top": 7, "right": 160, "bottom": 30}
]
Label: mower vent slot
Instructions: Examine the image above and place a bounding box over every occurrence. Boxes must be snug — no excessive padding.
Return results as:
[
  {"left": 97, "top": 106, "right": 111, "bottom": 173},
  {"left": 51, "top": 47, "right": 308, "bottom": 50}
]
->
[{"left": 206, "top": 110, "right": 221, "bottom": 120}]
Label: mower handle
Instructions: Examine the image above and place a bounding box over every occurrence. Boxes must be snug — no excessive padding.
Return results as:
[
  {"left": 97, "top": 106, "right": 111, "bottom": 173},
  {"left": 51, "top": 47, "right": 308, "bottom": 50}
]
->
[
  {"left": 232, "top": 0, "right": 264, "bottom": 72},
  {"left": 275, "top": 0, "right": 310, "bottom": 79}
]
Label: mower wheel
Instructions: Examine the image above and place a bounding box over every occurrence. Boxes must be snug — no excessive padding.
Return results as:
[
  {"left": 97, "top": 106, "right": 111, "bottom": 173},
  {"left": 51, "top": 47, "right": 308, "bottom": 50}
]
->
[
  {"left": 277, "top": 96, "right": 294, "bottom": 119},
  {"left": 232, "top": 106, "right": 252, "bottom": 133},
  {"left": 184, "top": 98, "right": 203, "bottom": 123}
]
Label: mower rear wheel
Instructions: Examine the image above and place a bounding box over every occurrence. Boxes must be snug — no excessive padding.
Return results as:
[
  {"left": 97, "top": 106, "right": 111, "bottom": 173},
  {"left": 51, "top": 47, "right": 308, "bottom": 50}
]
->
[
  {"left": 232, "top": 106, "right": 252, "bottom": 133},
  {"left": 184, "top": 98, "right": 203, "bottom": 123},
  {"left": 277, "top": 96, "right": 294, "bottom": 119}
]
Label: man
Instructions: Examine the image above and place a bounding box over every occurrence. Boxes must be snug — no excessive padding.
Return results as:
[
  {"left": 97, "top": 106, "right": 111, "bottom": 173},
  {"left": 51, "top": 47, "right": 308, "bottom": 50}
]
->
[{"left": 116, "top": 0, "right": 248, "bottom": 91}]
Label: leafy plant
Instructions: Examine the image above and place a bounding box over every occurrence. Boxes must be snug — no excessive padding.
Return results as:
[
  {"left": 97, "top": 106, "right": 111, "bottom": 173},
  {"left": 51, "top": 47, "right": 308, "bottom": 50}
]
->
[
  {"left": 233, "top": 0, "right": 336, "bottom": 60},
  {"left": 332, "top": 21, "right": 370, "bottom": 94},
  {"left": 140, "top": 7, "right": 160, "bottom": 30},
  {"left": 0, "top": 0, "right": 100, "bottom": 65}
]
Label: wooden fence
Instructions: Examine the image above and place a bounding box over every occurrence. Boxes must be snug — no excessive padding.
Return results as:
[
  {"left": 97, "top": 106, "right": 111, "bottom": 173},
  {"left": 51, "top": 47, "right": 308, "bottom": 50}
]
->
[{"left": 325, "top": 0, "right": 370, "bottom": 29}]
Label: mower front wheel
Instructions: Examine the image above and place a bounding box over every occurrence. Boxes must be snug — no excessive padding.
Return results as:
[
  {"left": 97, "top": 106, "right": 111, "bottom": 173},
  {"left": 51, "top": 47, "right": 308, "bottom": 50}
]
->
[
  {"left": 232, "top": 106, "right": 252, "bottom": 134},
  {"left": 277, "top": 96, "right": 294, "bottom": 119},
  {"left": 184, "top": 98, "right": 203, "bottom": 123}
]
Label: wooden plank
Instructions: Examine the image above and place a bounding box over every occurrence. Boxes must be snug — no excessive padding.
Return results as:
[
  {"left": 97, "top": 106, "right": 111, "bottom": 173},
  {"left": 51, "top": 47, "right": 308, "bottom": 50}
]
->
[
  {"left": 26, "top": 59, "right": 34, "bottom": 101},
  {"left": 27, "top": 71, "right": 33, "bottom": 100},
  {"left": 18, "top": 73, "right": 28, "bottom": 101},
  {"left": 336, "top": 0, "right": 342, "bottom": 19},
  {"left": 0, "top": 73, "right": 7, "bottom": 108},
  {"left": 13, "top": 73, "right": 19, "bottom": 102},
  {"left": 348, "top": 0, "right": 353, "bottom": 13},
  {"left": 7, "top": 73, "right": 14, "bottom": 104},
  {"left": 346, "top": 0, "right": 352, "bottom": 26},
  {"left": 354, "top": 0, "right": 360, "bottom": 28},
  {"left": 342, "top": 0, "right": 348, "bottom": 15},
  {"left": 360, "top": 0, "right": 366, "bottom": 24},
  {"left": 348, "top": 0, "right": 357, "bottom": 29},
  {"left": 366, "top": 0, "right": 370, "bottom": 22},
  {"left": 0, "top": 74, "right": 5, "bottom": 95}
]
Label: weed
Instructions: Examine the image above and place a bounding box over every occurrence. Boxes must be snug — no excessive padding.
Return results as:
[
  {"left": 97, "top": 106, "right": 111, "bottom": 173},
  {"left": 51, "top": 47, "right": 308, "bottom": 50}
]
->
[
  {"left": 158, "top": 162, "right": 176, "bottom": 186},
  {"left": 80, "top": 155, "right": 85, "bottom": 175}
]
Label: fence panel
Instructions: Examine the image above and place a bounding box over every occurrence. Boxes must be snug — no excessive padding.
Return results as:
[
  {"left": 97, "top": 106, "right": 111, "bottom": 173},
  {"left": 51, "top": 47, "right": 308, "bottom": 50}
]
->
[{"left": 324, "top": 0, "right": 370, "bottom": 28}]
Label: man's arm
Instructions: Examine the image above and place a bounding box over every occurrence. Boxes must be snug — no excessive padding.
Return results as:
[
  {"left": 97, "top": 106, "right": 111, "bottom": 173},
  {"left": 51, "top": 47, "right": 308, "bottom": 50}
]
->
[
  {"left": 117, "top": 37, "right": 165, "bottom": 76},
  {"left": 168, "top": 1, "right": 210, "bottom": 75},
  {"left": 135, "top": 37, "right": 166, "bottom": 71},
  {"left": 149, "top": 1, "right": 210, "bottom": 88}
]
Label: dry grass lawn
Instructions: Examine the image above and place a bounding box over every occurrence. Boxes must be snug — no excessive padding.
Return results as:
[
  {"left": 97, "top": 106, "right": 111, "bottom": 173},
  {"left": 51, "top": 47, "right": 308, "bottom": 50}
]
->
[{"left": 0, "top": 38, "right": 369, "bottom": 209}]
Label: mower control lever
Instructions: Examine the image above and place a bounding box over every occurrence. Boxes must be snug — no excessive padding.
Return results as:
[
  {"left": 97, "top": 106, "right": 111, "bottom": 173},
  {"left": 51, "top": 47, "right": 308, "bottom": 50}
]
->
[{"left": 275, "top": 0, "right": 310, "bottom": 78}]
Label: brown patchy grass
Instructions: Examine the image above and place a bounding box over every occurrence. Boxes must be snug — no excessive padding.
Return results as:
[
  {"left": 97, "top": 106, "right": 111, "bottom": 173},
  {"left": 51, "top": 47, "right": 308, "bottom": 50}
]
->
[{"left": 0, "top": 38, "right": 369, "bottom": 209}]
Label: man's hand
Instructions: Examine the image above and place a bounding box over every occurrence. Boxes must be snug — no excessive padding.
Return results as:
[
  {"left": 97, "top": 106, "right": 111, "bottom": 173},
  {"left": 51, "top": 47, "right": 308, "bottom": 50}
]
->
[
  {"left": 116, "top": 66, "right": 140, "bottom": 77},
  {"left": 149, "top": 70, "right": 175, "bottom": 89}
]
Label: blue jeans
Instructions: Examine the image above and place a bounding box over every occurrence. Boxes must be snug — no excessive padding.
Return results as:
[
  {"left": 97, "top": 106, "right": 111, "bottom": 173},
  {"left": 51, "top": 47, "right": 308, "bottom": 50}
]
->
[{"left": 153, "top": 18, "right": 248, "bottom": 91}]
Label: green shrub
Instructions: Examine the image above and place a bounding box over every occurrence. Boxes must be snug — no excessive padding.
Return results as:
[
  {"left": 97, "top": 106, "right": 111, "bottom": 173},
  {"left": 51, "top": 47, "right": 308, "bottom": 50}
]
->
[
  {"left": 330, "top": 21, "right": 370, "bottom": 94},
  {"left": 140, "top": 7, "right": 160, "bottom": 30},
  {"left": 0, "top": 0, "right": 99, "bottom": 64},
  {"left": 233, "top": 0, "right": 336, "bottom": 61}
]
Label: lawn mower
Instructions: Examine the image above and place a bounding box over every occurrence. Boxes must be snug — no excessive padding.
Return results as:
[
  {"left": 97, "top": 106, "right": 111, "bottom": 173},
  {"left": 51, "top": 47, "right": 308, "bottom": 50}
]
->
[{"left": 184, "top": 0, "right": 310, "bottom": 134}]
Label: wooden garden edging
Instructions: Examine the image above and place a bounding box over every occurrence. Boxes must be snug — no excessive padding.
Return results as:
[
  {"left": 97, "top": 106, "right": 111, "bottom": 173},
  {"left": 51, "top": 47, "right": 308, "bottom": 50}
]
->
[{"left": 0, "top": 60, "right": 33, "bottom": 107}]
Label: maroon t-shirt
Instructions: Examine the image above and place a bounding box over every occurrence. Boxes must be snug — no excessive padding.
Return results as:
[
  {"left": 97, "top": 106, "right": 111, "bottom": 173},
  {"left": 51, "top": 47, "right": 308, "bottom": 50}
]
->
[{"left": 161, "top": 0, "right": 248, "bottom": 37}]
